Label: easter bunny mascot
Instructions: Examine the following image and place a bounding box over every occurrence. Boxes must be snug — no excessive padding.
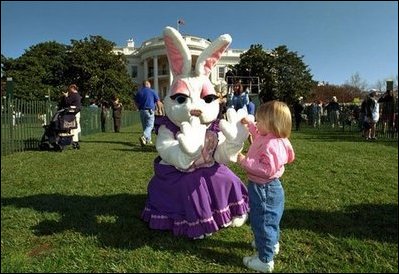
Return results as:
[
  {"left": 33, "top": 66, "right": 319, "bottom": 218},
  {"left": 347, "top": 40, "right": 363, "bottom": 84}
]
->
[{"left": 141, "top": 27, "right": 251, "bottom": 239}]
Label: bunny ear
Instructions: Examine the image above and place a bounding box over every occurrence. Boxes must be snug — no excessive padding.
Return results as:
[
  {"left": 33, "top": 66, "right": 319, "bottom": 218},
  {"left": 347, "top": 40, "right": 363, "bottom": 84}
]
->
[
  {"left": 163, "top": 26, "right": 192, "bottom": 77},
  {"left": 195, "top": 34, "right": 232, "bottom": 77}
]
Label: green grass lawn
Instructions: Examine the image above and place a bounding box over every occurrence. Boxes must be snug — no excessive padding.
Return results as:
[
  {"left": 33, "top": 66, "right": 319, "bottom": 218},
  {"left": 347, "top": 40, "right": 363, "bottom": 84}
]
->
[{"left": 1, "top": 125, "right": 398, "bottom": 273}]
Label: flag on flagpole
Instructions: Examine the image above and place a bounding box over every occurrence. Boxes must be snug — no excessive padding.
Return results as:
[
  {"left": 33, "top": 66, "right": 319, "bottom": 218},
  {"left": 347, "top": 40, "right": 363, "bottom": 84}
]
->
[{"left": 177, "top": 18, "right": 185, "bottom": 32}]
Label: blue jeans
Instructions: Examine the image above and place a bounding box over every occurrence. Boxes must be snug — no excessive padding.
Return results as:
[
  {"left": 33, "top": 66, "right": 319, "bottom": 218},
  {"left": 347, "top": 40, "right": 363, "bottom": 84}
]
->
[
  {"left": 139, "top": 109, "right": 155, "bottom": 142},
  {"left": 248, "top": 178, "right": 284, "bottom": 263}
]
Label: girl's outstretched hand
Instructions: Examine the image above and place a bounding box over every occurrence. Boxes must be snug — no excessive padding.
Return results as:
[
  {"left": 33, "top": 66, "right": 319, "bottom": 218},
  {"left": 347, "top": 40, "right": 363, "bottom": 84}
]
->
[
  {"left": 240, "top": 117, "right": 250, "bottom": 125},
  {"left": 237, "top": 152, "right": 246, "bottom": 163}
]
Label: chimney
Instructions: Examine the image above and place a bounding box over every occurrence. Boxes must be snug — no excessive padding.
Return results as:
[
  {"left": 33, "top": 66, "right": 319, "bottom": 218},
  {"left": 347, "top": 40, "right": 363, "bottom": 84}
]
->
[{"left": 127, "top": 38, "right": 135, "bottom": 48}]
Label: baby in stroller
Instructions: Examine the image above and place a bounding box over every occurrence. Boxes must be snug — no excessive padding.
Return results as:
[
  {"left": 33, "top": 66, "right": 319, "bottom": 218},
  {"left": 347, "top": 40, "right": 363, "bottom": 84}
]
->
[
  {"left": 39, "top": 106, "right": 79, "bottom": 151},
  {"left": 40, "top": 84, "right": 82, "bottom": 151}
]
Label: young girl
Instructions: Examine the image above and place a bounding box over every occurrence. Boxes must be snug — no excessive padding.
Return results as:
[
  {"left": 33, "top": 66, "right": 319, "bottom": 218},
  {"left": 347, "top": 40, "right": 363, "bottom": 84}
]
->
[{"left": 238, "top": 100, "right": 295, "bottom": 273}]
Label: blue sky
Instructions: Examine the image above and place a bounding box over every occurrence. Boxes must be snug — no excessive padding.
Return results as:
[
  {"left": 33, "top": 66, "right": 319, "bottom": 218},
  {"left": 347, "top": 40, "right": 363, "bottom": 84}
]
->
[{"left": 1, "top": 1, "right": 398, "bottom": 87}]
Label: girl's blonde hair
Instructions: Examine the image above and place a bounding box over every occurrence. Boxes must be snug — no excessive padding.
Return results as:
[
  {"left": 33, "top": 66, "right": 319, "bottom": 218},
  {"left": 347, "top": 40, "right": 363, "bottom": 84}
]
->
[{"left": 256, "top": 100, "right": 292, "bottom": 138}]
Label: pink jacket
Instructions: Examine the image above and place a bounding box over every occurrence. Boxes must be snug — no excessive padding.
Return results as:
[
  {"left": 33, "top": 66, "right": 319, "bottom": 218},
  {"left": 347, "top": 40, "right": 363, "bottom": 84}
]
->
[{"left": 239, "top": 122, "right": 295, "bottom": 184}]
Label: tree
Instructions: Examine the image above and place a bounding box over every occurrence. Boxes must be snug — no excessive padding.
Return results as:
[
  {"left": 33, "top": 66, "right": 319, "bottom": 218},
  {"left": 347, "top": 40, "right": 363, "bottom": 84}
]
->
[
  {"left": 2, "top": 36, "right": 137, "bottom": 107},
  {"left": 2, "top": 42, "right": 69, "bottom": 100},
  {"left": 65, "top": 35, "right": 136, "bottom": 107},
  {"left": 232, "top": 44, "right": 270, "bottom": 94},
  {"left": 1, "top": 54, "right": 7, "bottom": 76},
  {"left": 374, "top": 79, "right": 385, "bottom": 92},
  {"left": 308, "top": 84, "right": 362, "bottom": 104},
  {"left": 267, "top": 46, "right": 316, "bottom": 105},
  {"left": 233, "top": 44, "right": 316, "bottom": 105},
  {"left": 345, "top": 72, "right": 368, "bottom": 92}
]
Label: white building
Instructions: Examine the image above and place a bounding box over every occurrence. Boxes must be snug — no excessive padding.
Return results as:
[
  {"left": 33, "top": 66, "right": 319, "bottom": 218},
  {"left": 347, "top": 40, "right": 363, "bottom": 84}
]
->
[{"left": 114, "top": 35, "right": 246, "bottom": 99}]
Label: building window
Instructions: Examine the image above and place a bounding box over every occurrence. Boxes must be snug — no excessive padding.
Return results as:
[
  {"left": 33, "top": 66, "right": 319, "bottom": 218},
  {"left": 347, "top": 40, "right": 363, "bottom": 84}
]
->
[
  {"left": 131, "top": 66, "right": 138, "bottom": 78},
  {"left": 162, "top": 87, "right": 167, "bottom": 99},
  {"left": 161, "top": 65, "right": 167, "bottom": 75},
  {"left": 218, "top": 67, "right": 225, "bottom": 79}
]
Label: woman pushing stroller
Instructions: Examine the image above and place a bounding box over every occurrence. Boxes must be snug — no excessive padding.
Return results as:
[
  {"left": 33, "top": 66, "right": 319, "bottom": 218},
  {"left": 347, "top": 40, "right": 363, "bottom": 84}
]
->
[{"left": 58, "top": 84, "right": 82, "bottom": 149}]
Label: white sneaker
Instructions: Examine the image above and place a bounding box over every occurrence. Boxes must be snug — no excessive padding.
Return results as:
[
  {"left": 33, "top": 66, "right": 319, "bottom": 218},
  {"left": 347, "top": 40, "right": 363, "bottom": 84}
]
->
[
  {"left": 193, "top": 233, "right": 212, "bottom": 240},
  {"left": 251, "top": 241, "right": 280, "bottom": 255},
  {"left": 222, "top": 221, "right": 232, "bottom": 228},
  {"left": 243, "top": 253, "right": 258, "bottom": 265},
  {"left": 139, "top": 136, "right": 147, "bottom": 146},
  {"left": 193, "top": 235, "right": 204, "bottom": 240},
  {"left": 274, "top": 242, "right": 280, "bottom": 255},
  {"left": 243, "top": 256, "right": 274, "bottom": 273},
  {"left": 231, "top": 214, "right": 248, "bottom": 227}
]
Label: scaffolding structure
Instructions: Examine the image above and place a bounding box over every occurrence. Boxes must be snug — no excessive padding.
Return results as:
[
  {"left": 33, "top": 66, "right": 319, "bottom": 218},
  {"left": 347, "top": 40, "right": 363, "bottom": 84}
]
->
[{"left": 225, "top": 76, "right": 260, "bottom": 94}]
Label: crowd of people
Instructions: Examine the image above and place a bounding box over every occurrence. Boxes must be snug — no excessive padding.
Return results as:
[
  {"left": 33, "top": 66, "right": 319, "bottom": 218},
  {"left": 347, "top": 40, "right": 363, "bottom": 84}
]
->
[
  {"left": 54, "top": 81, "right": 397, "bottom": 153},
  {"left": 291, "top": 90, "right": 397, "bottom": 140}
]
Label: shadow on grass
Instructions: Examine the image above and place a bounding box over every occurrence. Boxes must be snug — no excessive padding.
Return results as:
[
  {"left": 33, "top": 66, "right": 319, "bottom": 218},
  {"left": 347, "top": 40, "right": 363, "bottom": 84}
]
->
[
  {"left": 2, "top": 193, "right": 397, "bottom": 269},
  {"left": 130, "top": 144, "right": 158, "bottom": 152},
  {"left": 109, "top": 142, "right": 157, "bottom": 152},
  {"left": 93, "top": 131, "right": 141, "bottom": 135},
  {"left": 81, "top": 140, "right": 135, "bottom": 147},
  {"left": 1, "top": 193, "right": 246, "bottom": 268},
  {"left": 23, "top": 137, "right": 42, "bottom": 151},
  {"left": 283, "top": 203, "right": 398, "bottom": 243}
]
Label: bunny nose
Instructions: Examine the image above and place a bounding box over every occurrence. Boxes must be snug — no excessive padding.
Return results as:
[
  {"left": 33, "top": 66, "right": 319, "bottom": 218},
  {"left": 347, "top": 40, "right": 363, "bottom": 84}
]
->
[{"left": 190, "top": 109, "right": 202, "bottom": 117}]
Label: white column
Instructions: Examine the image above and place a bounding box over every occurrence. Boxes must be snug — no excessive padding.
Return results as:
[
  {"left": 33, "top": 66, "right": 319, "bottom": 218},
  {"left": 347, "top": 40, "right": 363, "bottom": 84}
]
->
[
  {"left": 143, "top": 59, "right": 148, "bottom": 80},
  {"left": 210, "top": 67, "right": 216, "bottom": 83},
  {"left": 153, "top": 56, "right": 159, "bottom": 93},
  {"left": 169, "top": 66, "right": 173, "bottom": 86}
]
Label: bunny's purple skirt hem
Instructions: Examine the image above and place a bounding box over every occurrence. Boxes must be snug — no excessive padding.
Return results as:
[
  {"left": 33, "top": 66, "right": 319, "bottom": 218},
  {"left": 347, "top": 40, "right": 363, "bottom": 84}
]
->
[{"left": 141, "top": 157, "right": 249, "bottom": 238}]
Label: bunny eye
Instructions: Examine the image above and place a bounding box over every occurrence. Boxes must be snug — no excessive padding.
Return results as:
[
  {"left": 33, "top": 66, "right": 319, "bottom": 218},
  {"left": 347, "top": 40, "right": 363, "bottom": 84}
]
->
[
  {"left": 203, "top": 95, "right": 218, "bottom": 104},
  {"left": 170, "top": 93, "right": 188, "bottom": 104}
]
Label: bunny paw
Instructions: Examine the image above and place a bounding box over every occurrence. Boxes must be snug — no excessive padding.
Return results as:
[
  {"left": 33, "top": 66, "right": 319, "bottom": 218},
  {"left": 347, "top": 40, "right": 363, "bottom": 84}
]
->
[
  {"left": 219, "top": 108, "right": 250, "bottom": 145},
  {"left": 176, "top": 116, "right": 206, "bottom": 156}
]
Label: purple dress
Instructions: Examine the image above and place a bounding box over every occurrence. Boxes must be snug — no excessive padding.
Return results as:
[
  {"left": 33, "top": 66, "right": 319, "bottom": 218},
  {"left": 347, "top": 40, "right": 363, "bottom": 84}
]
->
[{"left": 141, "top": 116, "right": 249, "bottom": 238}]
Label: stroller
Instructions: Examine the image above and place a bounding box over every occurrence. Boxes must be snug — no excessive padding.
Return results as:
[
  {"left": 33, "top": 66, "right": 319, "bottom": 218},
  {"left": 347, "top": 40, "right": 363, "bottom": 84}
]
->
[{"left": 39, "top": 107, "right": 78, "bottom": 151}]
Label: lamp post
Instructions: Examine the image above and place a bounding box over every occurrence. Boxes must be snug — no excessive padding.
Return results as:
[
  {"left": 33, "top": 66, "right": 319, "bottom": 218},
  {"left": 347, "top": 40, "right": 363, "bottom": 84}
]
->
[
  {"left": 85, "top": 94, "right": 90, "bottom": 106},
  {"left": 6, "top": 77, "right": 13, "bottom": 99},
  {"left": 248, "top": 68, "right": 252, "bottom": 93},
  {"left": 1, "top": 95, "right": 5, "bottom": 114},
  {"left": 386, "top": 79, "right": 393, "bottom": 91},
  {"left": 6, "top": 78, "right": 14, "bottom": 139},
  {"left": 44, "top": 94, "right": 51, "bottom": 125}
]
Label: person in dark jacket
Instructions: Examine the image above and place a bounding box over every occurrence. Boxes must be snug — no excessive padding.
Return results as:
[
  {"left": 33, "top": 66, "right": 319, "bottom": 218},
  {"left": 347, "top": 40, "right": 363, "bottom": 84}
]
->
[
  {"left": 112, "top": 96, "right": 123, "bottom": 133},
  {"left": 293, "top": 97, "right": 304, "bottom": 131},
  {"left": 325, "top": 96, "right": 340, "bottom": 128},
  {"left": 378, "top": 89, "right": 395, "bottom": 134},
  {"left": 225, "top": 69, "right": 235, "bottom": 94},
  {"left": 100, "top": 99, "right": 110, "bottom": 132},
  {"left": 61, "top": 84, "right": 82, "bottom": 149}
]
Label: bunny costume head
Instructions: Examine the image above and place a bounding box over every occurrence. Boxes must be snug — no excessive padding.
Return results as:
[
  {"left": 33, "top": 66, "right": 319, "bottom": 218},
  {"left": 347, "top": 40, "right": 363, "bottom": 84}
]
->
[{"left": 163, "top": 26, "right": 231, "bottom": 126}]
